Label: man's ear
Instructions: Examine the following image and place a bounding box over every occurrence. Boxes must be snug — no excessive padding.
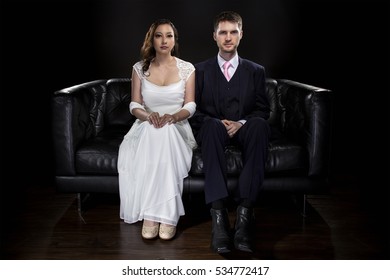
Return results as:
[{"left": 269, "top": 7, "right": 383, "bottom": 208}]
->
[
  {"left": 213, "top": 32, "right": 217, "bottom": 41},
  {"left": 240, "top": 30, "right": 243, "bottom": 39}
]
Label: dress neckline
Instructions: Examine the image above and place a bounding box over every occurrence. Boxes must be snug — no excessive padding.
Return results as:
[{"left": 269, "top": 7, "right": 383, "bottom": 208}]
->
[
  {"left": 144, "top": 57, "right": 181, "bottom": 87},
  {"left": 144, "top": 78, "right": 182, "bottom": 88}
]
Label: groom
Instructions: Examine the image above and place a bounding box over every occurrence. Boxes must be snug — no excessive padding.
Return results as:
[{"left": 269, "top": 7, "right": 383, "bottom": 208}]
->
[{"left": 191, "top": 11, "right": 271, "bottom": 253}]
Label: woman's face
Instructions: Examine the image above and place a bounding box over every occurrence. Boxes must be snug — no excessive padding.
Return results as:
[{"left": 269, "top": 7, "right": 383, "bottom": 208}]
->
[{"left": 153, "top": 24, "right": 175, "bottom": 55}]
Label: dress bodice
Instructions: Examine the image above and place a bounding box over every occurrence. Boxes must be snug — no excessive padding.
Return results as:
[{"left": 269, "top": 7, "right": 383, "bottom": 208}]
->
[{"left": 141, "top": 79, "right": 185, "bottom": 115}]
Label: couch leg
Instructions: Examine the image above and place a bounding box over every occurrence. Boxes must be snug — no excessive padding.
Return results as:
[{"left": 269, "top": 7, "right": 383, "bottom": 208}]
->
[
  {"left": 77, "top": 193, "right": 90, "bottom": 224},
  {"left": 302, "top": 194, "right": 307, "bottom": 218},
  {"left": 291, "top": 194, "right": 308, "bottom": 218}
]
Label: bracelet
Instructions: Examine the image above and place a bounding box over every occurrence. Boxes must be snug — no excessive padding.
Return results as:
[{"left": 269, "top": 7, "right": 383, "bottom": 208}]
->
[{"left": 146, "top": 113, "right": 152, "bottom": 122}]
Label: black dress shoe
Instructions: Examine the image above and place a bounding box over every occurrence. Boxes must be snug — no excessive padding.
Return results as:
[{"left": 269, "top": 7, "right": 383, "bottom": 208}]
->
[
  {"left": 234, "top": 205, "right": 255, "bottom": 253},
  {"left": 210, "top": 208, "right": 232, "bottom": 253}
]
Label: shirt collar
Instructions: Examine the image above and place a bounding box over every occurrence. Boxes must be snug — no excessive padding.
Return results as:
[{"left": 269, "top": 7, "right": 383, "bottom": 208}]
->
[{"left": 217, "top": 53, "right": 239, "bottom": 69}]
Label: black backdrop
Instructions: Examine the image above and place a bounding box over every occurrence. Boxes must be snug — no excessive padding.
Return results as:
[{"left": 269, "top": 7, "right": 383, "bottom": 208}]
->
[{"left": 1, "top": 0, "right": 389, "bottom": 202}]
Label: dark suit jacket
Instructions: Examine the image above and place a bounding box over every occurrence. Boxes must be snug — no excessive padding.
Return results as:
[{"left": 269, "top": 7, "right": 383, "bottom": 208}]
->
[{"left": 190, "top": 56, "right": 270, "bottom": 134}]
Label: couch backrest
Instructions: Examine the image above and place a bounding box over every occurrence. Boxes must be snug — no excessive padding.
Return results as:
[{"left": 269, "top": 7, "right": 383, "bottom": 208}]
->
[{"left": 103, "top": 78, "right": 133, "bottom": 128}]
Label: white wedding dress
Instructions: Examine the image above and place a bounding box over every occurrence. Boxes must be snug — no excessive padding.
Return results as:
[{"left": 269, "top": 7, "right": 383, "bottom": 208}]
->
[{"left": 118, "top": 57, "right": 196, "bottom": 226}]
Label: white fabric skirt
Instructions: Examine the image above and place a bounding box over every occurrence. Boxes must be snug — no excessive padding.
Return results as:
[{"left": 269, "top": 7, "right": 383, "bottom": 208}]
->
[{"left": 118, "top": 120, "right": 194, "bottom": 226}]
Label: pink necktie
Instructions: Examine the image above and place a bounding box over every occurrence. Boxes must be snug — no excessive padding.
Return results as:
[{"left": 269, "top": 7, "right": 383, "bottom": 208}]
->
[{"left": 223, "top": 61, "right": 231, "bottom": 81}]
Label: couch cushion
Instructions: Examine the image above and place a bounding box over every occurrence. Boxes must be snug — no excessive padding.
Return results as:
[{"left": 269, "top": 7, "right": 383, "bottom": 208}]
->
[
  {"left": 266, "top": 138, "right": 307, "bottom": 174},
  {"left": 75, "top": 126, "right": 127, "bottom": 174}
]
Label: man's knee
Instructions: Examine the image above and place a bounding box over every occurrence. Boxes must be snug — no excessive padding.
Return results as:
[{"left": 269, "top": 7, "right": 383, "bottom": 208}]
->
[
  {"left": 203, "top": 118, "right": 224, "bottom": 128},
  {"left": 201, "top": 118, "right": 226, "bottom": 134},
  {"left": 245, "top": 117, "right": 270, "bottom": 134},
  {"left": 198, "top": 118, "right": 227, "bottom": 143}
]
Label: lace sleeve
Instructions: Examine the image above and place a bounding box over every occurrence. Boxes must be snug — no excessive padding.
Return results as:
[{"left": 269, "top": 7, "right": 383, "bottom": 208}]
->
[
  {"left": 132, "top": 61, "right": 145, "bottom": 80},
  {"left": 177, "top": 58, "right": 195, "bottom": 82}
]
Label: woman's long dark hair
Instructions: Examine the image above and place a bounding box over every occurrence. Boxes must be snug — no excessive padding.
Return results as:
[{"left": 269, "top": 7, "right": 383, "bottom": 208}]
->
[{"left": 140, "top": 19, "right": 179, "bottom": 74}]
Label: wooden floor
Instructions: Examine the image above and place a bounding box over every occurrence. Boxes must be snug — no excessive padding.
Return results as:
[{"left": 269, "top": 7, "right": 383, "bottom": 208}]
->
[{"left": 1, "top": 177, "right": 389, "bottom": 260}]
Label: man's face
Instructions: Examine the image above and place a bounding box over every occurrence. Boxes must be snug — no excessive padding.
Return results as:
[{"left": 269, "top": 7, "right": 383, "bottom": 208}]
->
[{"left": 213, "top": 21, "right": 243, "bottom": 54}]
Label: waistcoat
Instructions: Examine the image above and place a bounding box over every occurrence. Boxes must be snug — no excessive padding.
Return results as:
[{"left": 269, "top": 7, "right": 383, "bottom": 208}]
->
[{"left": 217, "top": 65, "right": 240, "bottom": 120}]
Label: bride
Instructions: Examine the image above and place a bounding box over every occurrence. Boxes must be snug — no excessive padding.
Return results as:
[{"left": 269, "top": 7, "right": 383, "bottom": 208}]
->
[{"left": 117, "top": 19, "right": 196, "bottom": 240}]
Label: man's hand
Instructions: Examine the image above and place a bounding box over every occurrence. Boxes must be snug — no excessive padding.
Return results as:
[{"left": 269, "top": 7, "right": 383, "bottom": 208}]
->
[{"left": 221, "top": 119, "right": 243, "bottom": 138}]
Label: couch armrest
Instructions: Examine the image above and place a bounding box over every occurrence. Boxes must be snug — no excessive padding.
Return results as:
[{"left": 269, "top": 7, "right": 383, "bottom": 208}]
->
[
  {"left": 51, "top": 80, "right": 107, "bottom": 175},
  {"left": 277, "top": 79, "right": 333, "bottom": 177}
]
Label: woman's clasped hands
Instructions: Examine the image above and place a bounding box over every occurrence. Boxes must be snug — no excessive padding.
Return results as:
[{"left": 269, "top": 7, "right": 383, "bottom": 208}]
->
[{"left": 147, "top": 112, "right": 177, "bottom": 128}]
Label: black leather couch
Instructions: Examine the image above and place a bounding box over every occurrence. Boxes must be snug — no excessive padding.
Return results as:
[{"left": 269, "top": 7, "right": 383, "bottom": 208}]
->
[{"left": 51, "top": 78, "right": 333, "bottom": 217}]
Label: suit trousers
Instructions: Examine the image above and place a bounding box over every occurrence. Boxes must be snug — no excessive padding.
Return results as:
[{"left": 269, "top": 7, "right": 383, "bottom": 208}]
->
[{"left": 196, "top": 117, "right": 270, "bottom": 204}]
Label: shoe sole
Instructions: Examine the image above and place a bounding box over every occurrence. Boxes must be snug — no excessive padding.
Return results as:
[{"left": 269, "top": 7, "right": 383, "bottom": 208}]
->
[
  {"left": 211, "top": 246, "right": 232, "bottom": 254},
  {"left": 235, "top": 243, "right": 254, "bottom": 253}
]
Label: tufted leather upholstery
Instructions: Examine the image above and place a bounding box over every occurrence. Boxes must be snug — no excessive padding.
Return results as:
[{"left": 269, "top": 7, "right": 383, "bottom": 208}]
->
[{"left": 51, "top": 78, "right": 333, "bottom": 200}]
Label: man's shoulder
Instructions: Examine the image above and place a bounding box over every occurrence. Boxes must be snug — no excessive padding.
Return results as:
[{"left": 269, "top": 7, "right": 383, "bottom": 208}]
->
[
  {"left": 194, "top": 57, "right": 216, "bottom": 70},
  {"left": 239, "top": 57, "right": 265, "bottom": 71}
]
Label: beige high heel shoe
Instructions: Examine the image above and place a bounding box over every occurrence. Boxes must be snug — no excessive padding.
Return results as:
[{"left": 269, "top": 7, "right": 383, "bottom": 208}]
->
[
  {"left": 142, "top": 221, "right": 159, "bottom": 239},
  {"left": 159, "top": 224, "right": 176, "bottom": 240}
]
